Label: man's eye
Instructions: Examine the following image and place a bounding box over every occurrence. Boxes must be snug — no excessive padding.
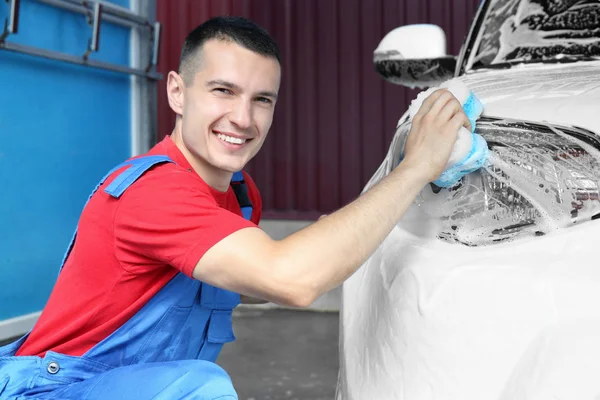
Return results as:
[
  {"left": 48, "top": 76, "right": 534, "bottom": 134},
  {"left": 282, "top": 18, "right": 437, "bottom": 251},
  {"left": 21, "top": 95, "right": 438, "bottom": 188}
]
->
[
  {"left": 215, "top": 88, "right": 232, "bottom": 94},
  {"left": 256, "top": 97, "right": 272, "bottom": 104}
]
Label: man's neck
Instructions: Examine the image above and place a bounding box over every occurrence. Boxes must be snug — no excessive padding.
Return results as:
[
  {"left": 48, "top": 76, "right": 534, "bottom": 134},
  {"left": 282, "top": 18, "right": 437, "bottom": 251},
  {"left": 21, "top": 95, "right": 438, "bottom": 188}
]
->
[{"left": 170, "top": 124, "right": 232, "bottom": 192}]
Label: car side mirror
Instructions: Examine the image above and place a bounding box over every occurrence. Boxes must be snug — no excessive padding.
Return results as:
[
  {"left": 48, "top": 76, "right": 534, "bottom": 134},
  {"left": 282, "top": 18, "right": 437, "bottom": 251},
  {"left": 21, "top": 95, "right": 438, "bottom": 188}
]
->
[{"left": 374, "top": 24, "right": 457, "bottom": 89}]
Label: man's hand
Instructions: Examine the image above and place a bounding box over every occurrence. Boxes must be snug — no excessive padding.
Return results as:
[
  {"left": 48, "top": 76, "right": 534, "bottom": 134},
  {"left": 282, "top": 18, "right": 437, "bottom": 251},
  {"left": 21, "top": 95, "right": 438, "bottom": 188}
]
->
[{"left": 401, "top": 89, "right": 471, "bottom": 183}]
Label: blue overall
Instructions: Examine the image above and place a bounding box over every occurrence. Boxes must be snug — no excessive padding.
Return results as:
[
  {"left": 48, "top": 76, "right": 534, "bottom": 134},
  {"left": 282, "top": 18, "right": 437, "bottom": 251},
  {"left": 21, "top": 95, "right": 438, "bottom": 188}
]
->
[{"left": 0, "top": 155, "right": 252, "bottom": 399}]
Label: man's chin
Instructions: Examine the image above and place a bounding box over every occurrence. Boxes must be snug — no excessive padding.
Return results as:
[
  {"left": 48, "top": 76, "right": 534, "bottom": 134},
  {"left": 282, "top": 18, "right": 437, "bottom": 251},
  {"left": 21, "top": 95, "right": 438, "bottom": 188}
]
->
[
  {"left": 213, "top": 159, "right": 249, "bottom": 174},
  {"left": 208, "top": 148, "right": 257, "bottom": 174}
]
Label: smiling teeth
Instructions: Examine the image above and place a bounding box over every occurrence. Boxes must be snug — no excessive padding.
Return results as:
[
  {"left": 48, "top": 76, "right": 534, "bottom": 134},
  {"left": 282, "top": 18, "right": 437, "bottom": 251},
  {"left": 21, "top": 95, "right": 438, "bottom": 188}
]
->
[{"left": 217, "top": 133, "right": 246, "bottom": 145}]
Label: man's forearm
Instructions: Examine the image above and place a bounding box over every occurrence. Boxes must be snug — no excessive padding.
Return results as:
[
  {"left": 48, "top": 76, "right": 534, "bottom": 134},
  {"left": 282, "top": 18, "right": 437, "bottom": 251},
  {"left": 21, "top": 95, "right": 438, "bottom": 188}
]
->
[{"left": 274, "top": 162, "right": 427, "bottom": 302}]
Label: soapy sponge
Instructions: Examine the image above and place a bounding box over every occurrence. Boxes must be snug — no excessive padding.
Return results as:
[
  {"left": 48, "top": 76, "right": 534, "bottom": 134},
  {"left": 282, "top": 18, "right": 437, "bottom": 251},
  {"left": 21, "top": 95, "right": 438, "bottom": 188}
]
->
[{"left": 408, "top": 78, "right": 489, "bottom": 188}]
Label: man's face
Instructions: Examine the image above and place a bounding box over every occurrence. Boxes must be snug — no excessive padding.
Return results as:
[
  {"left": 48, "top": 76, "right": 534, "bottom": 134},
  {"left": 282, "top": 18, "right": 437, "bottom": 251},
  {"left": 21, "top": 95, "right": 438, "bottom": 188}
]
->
[{"left": 177, "top": 39, "right": 281, "bottom": 175}]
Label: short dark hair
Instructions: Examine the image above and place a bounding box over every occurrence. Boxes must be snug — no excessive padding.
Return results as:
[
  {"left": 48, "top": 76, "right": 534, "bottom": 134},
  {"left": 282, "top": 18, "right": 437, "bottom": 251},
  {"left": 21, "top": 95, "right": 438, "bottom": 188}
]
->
[{"left": 178, "top": 16, "right": 281, "bottom": 85}]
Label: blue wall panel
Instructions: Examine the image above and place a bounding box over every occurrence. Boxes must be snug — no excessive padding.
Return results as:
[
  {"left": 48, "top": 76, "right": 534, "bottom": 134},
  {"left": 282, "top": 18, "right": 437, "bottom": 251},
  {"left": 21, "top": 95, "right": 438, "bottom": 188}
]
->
[{"left": 0, "top": 0, "right": 131, "bottom": 320}]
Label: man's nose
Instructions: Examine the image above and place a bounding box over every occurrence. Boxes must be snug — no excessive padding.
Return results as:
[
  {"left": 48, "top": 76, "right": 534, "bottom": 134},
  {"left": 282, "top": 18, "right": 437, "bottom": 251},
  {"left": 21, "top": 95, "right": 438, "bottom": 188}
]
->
[{"left": 230, "top": 98, "right": 252, "bottom": 130}]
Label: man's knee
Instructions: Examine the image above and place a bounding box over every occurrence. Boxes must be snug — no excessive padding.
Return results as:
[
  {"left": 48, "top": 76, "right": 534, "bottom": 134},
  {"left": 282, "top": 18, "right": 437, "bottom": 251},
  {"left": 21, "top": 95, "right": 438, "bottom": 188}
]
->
[{"left": 177, "top": 361, "right": 238, "bottom": 399}]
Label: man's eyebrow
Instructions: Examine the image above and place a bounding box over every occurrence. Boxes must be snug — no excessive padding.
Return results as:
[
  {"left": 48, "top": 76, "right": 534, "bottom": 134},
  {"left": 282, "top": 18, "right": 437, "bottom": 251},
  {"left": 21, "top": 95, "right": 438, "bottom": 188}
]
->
[
  {"left": 206, "top": 79, "right": 278, "bottom": 100},
  {"left": 206, "top": 79, "right": 240, "bottom": 91}
]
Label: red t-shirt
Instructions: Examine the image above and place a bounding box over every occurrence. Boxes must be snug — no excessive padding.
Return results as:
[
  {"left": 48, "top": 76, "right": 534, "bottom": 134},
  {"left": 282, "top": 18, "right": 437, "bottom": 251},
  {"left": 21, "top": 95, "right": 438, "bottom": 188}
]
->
[{"left": 16, "top": 136, "right": 262, "bottom": 357}]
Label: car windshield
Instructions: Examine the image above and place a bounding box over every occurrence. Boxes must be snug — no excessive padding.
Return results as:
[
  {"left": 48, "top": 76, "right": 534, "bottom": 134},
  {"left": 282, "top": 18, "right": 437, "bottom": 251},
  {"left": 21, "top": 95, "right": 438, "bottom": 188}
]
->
[{"left": 468, "top": 0, "right": 600, "bottom": 70}]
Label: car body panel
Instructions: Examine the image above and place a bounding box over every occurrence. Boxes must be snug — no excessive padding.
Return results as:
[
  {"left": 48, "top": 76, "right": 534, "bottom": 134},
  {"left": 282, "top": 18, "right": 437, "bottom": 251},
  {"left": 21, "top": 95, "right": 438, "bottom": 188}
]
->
[{"left": 463, "top": 62, "right": 600, "bottom": 134}]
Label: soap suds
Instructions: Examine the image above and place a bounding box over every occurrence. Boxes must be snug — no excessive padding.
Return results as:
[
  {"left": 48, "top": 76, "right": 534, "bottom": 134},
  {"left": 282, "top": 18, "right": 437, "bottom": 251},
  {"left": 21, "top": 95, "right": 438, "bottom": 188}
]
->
[
  {"left": 471, "top": 0, "right": 600, "bottom": 69},
  {"left": 371, "top": 116, "right": 600, "bottom": 247},
  {"left": 374, "top": 58, "right": 456, "bottom": 89}
]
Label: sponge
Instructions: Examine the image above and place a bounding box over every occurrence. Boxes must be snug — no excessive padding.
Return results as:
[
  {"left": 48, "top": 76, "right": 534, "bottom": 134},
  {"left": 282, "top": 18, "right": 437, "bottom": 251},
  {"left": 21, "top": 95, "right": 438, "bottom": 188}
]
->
[{"left": 408, "top": 78, "right": 489, "bottom": 188}]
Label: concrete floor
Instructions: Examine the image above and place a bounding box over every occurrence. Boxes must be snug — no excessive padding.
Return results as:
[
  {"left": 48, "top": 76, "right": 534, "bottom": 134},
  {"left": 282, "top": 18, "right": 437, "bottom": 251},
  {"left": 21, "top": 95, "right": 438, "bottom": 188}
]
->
[
  {"left": 219, "top": 308, "right": 339, "bottom": 400},
  {"left": 0, "top": 308, "right": 340, "bottom": 400}
]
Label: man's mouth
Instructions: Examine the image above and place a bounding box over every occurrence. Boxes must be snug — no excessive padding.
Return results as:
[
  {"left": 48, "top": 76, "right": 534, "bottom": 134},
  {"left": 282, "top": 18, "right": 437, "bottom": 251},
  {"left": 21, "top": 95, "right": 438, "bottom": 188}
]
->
[{"left": 215, "top": 131, "right": 251, "bottom": 145}]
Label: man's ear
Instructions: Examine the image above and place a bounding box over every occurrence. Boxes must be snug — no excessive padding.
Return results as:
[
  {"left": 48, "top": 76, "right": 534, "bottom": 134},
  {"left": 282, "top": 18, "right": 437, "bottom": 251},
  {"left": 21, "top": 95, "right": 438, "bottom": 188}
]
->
[{"left": 166, "top": 71, "right": 185, "bottom": 115}]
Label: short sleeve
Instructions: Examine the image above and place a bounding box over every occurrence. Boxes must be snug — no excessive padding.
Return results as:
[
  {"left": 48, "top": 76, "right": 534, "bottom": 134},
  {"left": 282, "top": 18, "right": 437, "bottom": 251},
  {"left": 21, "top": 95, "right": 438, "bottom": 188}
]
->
[{"left": 113, "top": 168, "right": 257, "bottom": 277}]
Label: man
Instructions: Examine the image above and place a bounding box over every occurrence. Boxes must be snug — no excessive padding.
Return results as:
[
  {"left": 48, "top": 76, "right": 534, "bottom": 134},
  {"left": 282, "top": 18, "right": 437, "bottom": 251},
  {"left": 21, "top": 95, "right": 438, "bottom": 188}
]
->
[{"left": 0, "top": 16, "right": 470, "bottom": 399}]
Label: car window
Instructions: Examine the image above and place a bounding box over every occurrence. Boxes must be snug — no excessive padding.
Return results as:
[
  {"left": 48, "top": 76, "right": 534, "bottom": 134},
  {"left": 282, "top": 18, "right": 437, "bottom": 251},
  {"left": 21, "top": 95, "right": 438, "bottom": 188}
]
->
[{"left": 468, "top": 0, "right": 600, "bottom": 70}]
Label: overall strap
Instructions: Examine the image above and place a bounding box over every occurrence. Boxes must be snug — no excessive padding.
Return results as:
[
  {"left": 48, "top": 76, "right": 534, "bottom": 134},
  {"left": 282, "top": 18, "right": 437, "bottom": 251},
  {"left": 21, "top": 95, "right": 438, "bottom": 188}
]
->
[
  {"left": 230, "top": 171, "right": 253, "bottom": 221},
  {"left": 58, "top": 155, "right": 174, "bottom": 273},
  {"left": 104, "top": 155, "right": 174, "bottom": 198}
]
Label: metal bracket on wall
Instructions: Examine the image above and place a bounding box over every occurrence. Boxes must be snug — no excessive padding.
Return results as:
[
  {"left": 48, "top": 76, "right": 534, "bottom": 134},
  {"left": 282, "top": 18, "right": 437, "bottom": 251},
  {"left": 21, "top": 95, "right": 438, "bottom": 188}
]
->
[
  {"left": 83, "top": 2, "right": 102, "bottom": 59},
  {"left": 0, "top": 0, "right": 162, "bottom": 80},
  {"left": 0, "top": 0, "right": 19, "bottom": 42}
]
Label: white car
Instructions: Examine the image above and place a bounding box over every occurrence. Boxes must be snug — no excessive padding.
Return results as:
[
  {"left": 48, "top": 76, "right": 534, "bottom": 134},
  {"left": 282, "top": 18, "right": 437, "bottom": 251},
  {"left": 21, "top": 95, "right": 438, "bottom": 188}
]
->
[{"left": 337, "top": 1, "right": 600, "bottom": 399}]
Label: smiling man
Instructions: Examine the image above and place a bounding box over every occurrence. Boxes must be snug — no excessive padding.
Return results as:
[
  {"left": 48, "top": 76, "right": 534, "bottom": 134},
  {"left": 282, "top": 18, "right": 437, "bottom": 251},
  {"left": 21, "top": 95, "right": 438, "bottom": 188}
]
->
[{"left": 0, "top": 16, "right": 471, "bottom": 399}]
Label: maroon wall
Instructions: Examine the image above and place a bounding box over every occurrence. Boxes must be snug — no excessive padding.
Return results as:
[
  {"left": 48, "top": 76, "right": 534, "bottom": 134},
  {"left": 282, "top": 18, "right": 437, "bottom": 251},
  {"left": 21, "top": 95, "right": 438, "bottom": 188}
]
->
[{"left": 156, "top": 0, "right": 481, "bottom": 219}]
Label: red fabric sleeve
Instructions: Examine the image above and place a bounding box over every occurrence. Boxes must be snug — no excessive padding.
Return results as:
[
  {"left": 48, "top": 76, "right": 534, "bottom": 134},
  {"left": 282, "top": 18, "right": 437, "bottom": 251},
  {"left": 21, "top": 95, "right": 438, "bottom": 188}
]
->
[{"left": 113, "top": 169, "right": 257, "bottom": 278}]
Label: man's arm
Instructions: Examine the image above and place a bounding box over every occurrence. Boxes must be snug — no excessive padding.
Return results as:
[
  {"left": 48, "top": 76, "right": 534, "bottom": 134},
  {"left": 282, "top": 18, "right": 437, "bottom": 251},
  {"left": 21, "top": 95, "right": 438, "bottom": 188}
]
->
[
  {"left": 195, "top": 89, "right": 470, "bottom": 307},
  {"left": 240, "top": 295, "right": 268, "bottom": 304}
]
